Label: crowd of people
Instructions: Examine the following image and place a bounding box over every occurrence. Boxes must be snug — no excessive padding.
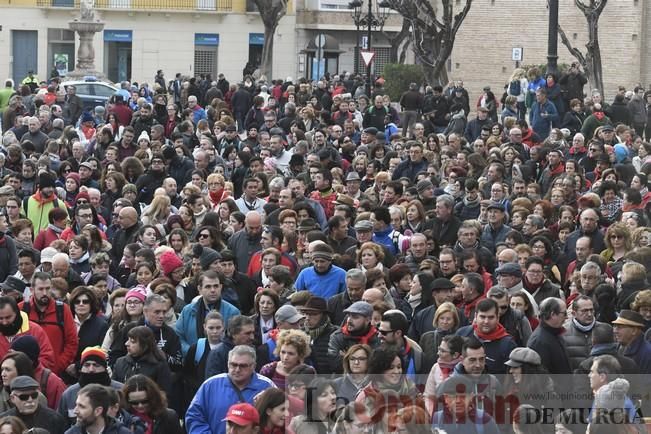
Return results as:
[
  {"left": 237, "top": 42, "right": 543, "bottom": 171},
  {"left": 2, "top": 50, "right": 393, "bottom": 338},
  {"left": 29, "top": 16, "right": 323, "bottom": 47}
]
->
[{"left": 0, "top": 64, "right": 649, "bottom": 434}]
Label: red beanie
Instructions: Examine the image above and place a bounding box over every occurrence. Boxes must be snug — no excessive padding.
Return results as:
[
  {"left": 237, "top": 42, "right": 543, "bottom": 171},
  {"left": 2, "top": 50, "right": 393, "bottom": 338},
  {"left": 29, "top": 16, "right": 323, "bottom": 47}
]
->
[{"left": 159, "top": 251, "right": 184, "bottom": 276}]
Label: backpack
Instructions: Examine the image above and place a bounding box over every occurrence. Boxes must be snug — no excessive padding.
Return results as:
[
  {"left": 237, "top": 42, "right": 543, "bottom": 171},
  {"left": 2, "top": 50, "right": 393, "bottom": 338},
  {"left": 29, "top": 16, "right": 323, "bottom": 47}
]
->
[
  {"left": 22, "top": 299, "right": 65, "bottom": 333},
  {"left": 39, "top": 367, "right": 51, "bottom": 393},
  {"left": 194, "top": 338, "right": 207, "bottom": 365},
  {"left": 508, "top": 79, "right": 521, "bottom": 96}
]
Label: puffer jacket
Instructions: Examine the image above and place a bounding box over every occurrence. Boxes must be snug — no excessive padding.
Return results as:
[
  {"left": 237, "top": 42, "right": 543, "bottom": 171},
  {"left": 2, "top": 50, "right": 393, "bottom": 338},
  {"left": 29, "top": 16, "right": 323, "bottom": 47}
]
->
[
  {"left": 327, "top": 325, "right": 380, "bottom": 374},
  {"left": 562, "top": 320, "right": 610, "bottom": 371},
  {"left": 305, "top": 320, "right": 338, "bottom": 375},
  {"left": 112, "top": 352, "right": 172, "bottom": 395}
]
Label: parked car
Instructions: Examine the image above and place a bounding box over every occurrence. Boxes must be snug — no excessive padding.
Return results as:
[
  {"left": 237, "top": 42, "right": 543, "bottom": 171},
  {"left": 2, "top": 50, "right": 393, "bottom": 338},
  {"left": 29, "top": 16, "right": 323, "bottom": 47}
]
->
[{"left": 61, "top": 77, "right": 118, "bottom": 111}]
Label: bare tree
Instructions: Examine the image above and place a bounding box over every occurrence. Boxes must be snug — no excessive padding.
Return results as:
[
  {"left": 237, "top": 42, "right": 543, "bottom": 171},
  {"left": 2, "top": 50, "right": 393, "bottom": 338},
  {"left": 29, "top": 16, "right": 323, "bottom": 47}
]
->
[
  {"left": 557, "top": 0, "right": 607, "bottom": 96},
  {"left": 253, "top": 0, "right": 289, "bottom": 79},
  {"left": 384, "top": 0, "right": 472, "bottom": 85},
  {"left": 382, "top": 19, "right": 411, "bottom": 64}
]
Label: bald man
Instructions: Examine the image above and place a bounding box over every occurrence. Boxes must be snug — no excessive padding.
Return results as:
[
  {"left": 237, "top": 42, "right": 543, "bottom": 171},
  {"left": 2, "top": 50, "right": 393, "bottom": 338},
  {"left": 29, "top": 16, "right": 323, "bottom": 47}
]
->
[
  {"left": 51, "top": 252, "right": 84, "bottom": 289},
  {"left": 228, "top": 211, "right": 264, "bottom": 272},
  {"left": 362, "top": 288, "right": 388, "bottom": 305},
  {"left": 497, "top": 248, "right": 518, "bottom": 268},
  {"left": 110, "top": 207, "right": 142, "bottom": 268}
]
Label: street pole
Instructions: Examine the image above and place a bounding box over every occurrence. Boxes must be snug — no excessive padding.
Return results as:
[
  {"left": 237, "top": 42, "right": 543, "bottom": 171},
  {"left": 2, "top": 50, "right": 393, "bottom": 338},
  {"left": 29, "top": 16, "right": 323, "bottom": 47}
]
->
[
  {"left": 366, "top": 0, "right": 372, "bottom": 97},
  {"left": 547, "top": 0, "right": 559, "bottom": 75},
  {"left": 355, "top": 22, "right": 360, "bottom": 75}
]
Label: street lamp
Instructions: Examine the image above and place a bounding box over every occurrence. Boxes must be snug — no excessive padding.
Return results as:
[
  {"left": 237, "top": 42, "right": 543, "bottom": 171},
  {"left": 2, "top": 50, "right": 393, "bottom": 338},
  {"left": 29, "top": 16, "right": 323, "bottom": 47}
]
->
[
  {"left": 349, "top": 0, "right": 391, "bottom": 96},
  {"left": 547, "top": 0, "right": 559, "bottom": 75}
]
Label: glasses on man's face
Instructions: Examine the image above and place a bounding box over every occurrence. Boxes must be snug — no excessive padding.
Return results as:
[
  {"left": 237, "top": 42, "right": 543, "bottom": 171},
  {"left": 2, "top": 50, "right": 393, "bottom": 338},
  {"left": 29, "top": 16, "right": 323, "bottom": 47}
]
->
[
  {"left": 378, "top": 329, "right": 395, "bottom": 336},
  {"left": 14, "top": 391, "right": 38, "bottom": 401},
  {"left": 229, "top": 362, "right": 252, "bottom": 370},
  {"left": 77, "top": 200, "right": 89, "bottom": 205}
]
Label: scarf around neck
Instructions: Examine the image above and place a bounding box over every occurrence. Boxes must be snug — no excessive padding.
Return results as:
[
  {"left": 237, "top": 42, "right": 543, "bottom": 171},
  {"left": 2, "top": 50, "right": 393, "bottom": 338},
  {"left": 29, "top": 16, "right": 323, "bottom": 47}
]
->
[
  {"left": 573, "top": 316, "right": 596, "bottom": 333},
  {"left": 463, "top": 194, "right": 481, "bottom": 208},
  {"left": 47, "top": 223, "right": 64, "bottom": 234},
  {"left": 473, "top": 322, "right": 510, "bottom": 341},
  {"left": 342, "top": 323, "right": 377, "bottom": 345},
  {"left": 306, "top": 316, "right": 332, "bottom": 340}
]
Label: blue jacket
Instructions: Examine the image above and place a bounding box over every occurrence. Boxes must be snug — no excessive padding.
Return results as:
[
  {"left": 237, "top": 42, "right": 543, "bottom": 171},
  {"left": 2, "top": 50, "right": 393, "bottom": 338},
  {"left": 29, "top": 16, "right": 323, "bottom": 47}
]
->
[
  {"left": 373, "top": 226, "right": 400, "bottom": 255},
  {"left": 175, "top": 298, "right": 240, "bottom": 355},
  {"left": 295, "top": 265, "right": 346, "bottom": 299},
  {"left": 623, "top": 333, "right": 651, "bottom": 374},
  {"left": 432, "top": 408, "right": 500, "bottom": 434},
  {"left": 529, "top": 99, "right": 559, "bottom": 140},
  {"left": 185, "top": 373, "right": 274, "bottom": 434}
]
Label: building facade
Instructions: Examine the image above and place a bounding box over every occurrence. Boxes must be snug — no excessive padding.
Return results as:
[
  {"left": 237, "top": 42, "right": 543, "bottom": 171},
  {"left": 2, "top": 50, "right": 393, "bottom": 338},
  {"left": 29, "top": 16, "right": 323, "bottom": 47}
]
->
[{"left": 0, "top": 0, "right": 649, "bottom": 103}]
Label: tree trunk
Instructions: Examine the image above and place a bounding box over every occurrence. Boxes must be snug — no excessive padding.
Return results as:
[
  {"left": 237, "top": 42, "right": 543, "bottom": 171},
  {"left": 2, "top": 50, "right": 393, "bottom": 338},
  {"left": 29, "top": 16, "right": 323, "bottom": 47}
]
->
[
  {"left": 259, "top": 26, "right": 277, "bottom": 79},
  {"left": 385, "top": 19, "right": 411, "bottom": 64},
  {"left": 586, "top": 15, "right": 604, "bottom": 96}
]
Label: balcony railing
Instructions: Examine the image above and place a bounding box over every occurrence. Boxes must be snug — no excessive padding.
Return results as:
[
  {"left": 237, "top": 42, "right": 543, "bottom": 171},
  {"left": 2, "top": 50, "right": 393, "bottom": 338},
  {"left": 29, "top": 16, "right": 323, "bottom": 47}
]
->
[{"left": 35, "top": 0, "right": 234, "bottom": 12}]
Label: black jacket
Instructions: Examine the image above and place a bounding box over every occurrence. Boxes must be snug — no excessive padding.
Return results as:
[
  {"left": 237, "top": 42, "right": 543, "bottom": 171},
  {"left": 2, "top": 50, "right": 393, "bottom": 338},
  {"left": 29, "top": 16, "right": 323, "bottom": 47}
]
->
[
  {"left": 0, "top": 405, "right": 66, "bottom": 434},
  {"left": 327, "top": 291, "right": 354, "bottom": 326},
  {"left": 306, "top": 320, "right": 337, "bottom": 375},
  {"left": 0, "top": 234, "right": 17, "bottom": 284},
  {"left": 76, "top": 314, "right": 109, "bottom": 362},
  {"left": 110, "top": 223, "right": 142, "bottom": 268},
  {"left": 527, "top": 322, "right": 572, "bottom": 375},
  {"left": 135, "top": 170, "right": 167, "bottom": 204},
  {"left": 112, "top": 352, "right": 172, "bottom": 395},
  {"left": 168, "top": 155, "right": 194, "bottom": 189}
]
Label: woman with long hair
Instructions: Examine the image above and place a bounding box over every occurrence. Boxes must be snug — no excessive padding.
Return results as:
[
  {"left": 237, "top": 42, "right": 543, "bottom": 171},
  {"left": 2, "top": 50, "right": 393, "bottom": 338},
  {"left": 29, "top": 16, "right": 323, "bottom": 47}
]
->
[
  {"left": 141, "top": 195, "right": 171, "bottom": 236},
  {"left": 217, "top": 197, "right": 239, "bottom": 237},
  {"left": 193, "top": 225, "right": 226, "bottom": 251},
  {"left": 250, "top": 290, "right": 280, "bottom": 347},
  {"left": 122, "top": 374, "right": 183, "bottom": 434},
  {"left": 177, "top": 204, "right": 196, "bottom": 236},
  {"left": 138, "top": 225, "right": 161, "bottom": 251},
  {"left": 69, "top": 286, "right": 109, "bottom": 365},
  {"left": 80, "top": 224, "right": 111, "bottom": 255},
  {"left": 102, "top": 288, "right": 145, "bottom": 361},
  {"left": 121, "top": 157, "right": 145, "bottom": 184},
  {"left": 503, "top": 347, "right": 555, "bottom": 412},
  {"left": 601, "top": 222, "right": 632, "bottom": 267},
  {"left": 0, "top": 352, "right": 47, "bottom": 412},
  {"left": 255, "top": 388, "right": 287, "bottom": 434},
  {"left": 101, "top": 171, "right": 127, "bottom": 212},
  {"left": 167, "top": 228, "right": 192, "bottom": 259},
  {"left": 112, "top": 326, "right": 172, "bottom": 395},
  {"left": 406, "top": 272, "right": 434, "bottom": 318},
  {"left": 0, "top": 416, "right": 27, "bottom": 434},
  {"left": 290, "top": 378, "right": 337, "bottom": 434}
]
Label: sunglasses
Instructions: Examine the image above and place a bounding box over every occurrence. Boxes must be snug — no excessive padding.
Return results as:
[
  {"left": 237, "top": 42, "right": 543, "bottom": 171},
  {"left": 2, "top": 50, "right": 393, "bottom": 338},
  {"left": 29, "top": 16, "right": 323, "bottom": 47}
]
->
[
  {"left": 74, "top": 299, "right": 90, "bottom": 305},
  {"left": 198, "top": 233, "right": 210, "bottom": 239},
  {"left": 14, "top": 391, "right": 38, "bottom": 401},
  {"left": 128, "top": 399, "right": 150, "bottom": 406},
  {"left": 378, "top": 329, "right": 395, "bottom": 336},
  {"left": 77, "top": 200, "right": 89, "bottom": 204}
]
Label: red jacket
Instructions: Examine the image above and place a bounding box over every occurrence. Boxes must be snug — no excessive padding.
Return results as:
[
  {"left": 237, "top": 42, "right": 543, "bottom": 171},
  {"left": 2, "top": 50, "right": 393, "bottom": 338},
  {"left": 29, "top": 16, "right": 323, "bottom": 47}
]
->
[
  {"left": 18, "top": 298, "right": 78, "bottom": 375},
  {"left": 246, "top": 251, "right": 298, "bottom": 278},
  {"left": 0, "top": 312, "right": 55, "bottom": 370},
  {"left": 33, "top": 227, "right": 62, "bottom": 251},
  {"left": 34, "top": 363, "right": 66, "bottom": 410}
]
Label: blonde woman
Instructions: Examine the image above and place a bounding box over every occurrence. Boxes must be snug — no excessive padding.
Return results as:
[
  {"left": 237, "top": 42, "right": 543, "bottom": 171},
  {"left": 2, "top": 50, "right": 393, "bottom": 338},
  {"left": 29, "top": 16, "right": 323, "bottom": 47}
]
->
[
  {"left": 507, "top": 68, "right": 529, "bottom": 119},
  {"left": 141, "top": 195, "right": 171, "bottom": 236}
]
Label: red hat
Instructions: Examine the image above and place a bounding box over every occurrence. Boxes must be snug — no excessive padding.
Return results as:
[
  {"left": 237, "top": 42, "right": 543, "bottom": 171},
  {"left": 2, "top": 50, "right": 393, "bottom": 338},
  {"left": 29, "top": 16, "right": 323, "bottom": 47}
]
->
[
  {"left": 80, "top": 346, "right": 108, "bottom": 367},
  {"left": 159, "top": 251, "right": 184, "bottom": 277},
  {"left": 65, "top": 172, "right": 81, "bottom": 187},
  {"left": 223, "top": 403, "right": 259, "bottom": 426},
  {"left": 75, "top": 191, "right": 90, "bottom": 203}
]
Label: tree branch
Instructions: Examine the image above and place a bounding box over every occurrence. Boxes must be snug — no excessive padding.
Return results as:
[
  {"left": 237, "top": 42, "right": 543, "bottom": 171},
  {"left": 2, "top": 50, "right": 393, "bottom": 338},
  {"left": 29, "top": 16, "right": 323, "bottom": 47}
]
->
[{"left": 558, "top": 24, "right": 586, "bottom": 65}]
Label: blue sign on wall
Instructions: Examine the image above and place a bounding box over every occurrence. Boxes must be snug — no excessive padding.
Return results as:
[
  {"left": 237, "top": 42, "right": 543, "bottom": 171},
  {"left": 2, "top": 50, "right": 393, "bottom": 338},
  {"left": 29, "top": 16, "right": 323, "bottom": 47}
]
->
[
  {"left": 195, "top": 33, "right": 220, "bottom": 46},
  {"left": 249, "top": 33, "right": 264, "bottom": 46},
  {"left": 104, "top": 30, "right": 133, "bottom": 42}
]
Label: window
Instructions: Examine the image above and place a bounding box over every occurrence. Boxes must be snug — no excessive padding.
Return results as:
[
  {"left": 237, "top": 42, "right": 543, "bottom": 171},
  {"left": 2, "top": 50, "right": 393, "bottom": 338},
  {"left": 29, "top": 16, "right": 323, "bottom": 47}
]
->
[
  {"left": 194, "top": 48, "right": 218, "bottom": 77},
  {"left": 319, "top": 0, "right": 352, "bottom": 10}
]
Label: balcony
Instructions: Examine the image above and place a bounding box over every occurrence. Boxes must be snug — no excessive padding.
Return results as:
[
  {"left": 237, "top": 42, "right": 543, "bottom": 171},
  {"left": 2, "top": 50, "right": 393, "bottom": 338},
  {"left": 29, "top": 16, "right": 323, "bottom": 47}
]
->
[{"left": 32, "top": 0, "right": 236, "bottom": 12}]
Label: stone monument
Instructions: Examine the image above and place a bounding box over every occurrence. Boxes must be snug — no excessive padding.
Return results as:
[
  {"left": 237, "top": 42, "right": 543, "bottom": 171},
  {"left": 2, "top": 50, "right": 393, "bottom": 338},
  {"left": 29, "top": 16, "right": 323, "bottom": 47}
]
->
[{"left": 66, "top": 0, "right": 106, "bottom": 80}]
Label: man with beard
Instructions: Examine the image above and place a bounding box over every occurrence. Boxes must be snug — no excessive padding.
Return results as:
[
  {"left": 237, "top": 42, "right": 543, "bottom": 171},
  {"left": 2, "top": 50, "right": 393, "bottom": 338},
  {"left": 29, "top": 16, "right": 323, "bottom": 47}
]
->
[
  {"left": 228, "top": 211, "right": 263, "bottom": 273},
  {"left": 0, "top": 376, "right": 66, "bottom": 434},
  {"left": 135, "top": 153, "right": 167, "bottom": 204},
  {"left": 299, "top": 297, "right": 337, "bottom": 375},
  {"left": 130, "top": 103, "right": 158, "bottom": 139},
  {"left": 58, "top": 347, "right": 124, "bottom": 426},
  {"left": 379, "top": 310, "right": 425, "bottom": 380},
  {"left": 70, "top": 384, "right": 131, "bottom": 434},
  {"left": 295, "top": 242, "right": 346, "bottom": 299},
  {"left": 19, "top": 272, "right": 77, "bottom": 376},
  {"left": 23, "top": 172, "right": 62, "bottom": 236},
  {"left": 453, "top": 223, "right": 494, "bottom": 273},
  {"left": 328, "top": 301, "right": 380, "bottom": 373},
  {"left": 269, "top": 134, "right": 292, "bottom": 174}
]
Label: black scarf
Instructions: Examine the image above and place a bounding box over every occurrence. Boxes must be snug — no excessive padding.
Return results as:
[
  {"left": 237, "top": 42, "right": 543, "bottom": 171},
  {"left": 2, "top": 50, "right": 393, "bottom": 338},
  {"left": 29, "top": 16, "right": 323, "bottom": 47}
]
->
[{"left": 78, "top": 370, "right": 111, "bottom": 387}]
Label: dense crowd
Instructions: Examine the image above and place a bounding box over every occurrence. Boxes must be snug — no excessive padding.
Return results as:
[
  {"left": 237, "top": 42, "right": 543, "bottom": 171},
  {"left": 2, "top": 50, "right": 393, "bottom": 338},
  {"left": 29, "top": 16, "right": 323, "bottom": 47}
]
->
[{"left": 0, "top": 65, "right": 649, "bottom": 434}]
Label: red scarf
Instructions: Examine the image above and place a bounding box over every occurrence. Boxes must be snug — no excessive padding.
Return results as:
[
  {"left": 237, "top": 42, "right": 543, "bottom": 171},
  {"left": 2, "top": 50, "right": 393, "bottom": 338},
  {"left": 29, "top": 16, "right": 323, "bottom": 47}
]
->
[
  {"left": 133, "top": 410, "right": 153, "bottom": 434},
  {"left": 569, "top": 145, "right": 587, "bottom": 155},
  {"left": 208, "top": 188, "right": 227, "bottom": 206},
  {"left": 342, "top": 323, "right": 378, "bottom": 345},
  {"left": 473, "top": 322, "right": 509, "bottom": 341},
  {"left": 549, "top": 162, "right": 565, "bottom": 177},
  {"left": 523, "top": 275, "right": 544, "bottom": 294}
]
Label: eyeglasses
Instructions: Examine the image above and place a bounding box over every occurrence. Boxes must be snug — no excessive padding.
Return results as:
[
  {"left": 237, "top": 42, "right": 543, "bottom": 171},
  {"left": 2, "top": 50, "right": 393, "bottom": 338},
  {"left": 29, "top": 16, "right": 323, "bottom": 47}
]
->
[
  {"left": 126, "top": 300, "right": 143, "bottom": 306},
  {"left": 557, "top": 310, "right": 568, "bottom": 317},
  {"left": 289, "top": 383, "right": 306, "bottom": 390},
  {"left": 229, "top": 362, "right": 252, "bottom": 370},
  {"left": 128, "top": 399, "right": 150, "bottom": 406},
  {"left": 74, "top": 298, "right": 90, "bottom": 305},
  {"left": 198, "top": 233, "right": 210, "bottom": 239},
  {"left": 610, "top": 234, "right": 624, "bottom": 240},
  {"left": 349, "top": 356, "right": 368, "bottom": 363},
  {"left": 77, "top": 200, "right": 89, "bottom": 204},
  {"left": 14, "top": 392, "right": 38, "bottom": 401},
  {"left": 378, "top": 329, "right": 395, "bottom": 336}
]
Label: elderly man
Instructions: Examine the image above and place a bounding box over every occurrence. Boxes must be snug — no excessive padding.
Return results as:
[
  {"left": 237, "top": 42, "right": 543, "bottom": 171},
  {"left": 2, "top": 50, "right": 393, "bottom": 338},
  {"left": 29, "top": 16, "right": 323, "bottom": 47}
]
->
[
  {"left": 426, "top": 194, "right": 461, "bottom": 251},
  {"left": 0, "top": 376, "right": 66, "bottom": 434},
  {"left": 328, "top": 268, "right": 366, "bottom": 326},
  {"left": 21, "top": 117, "right": 49, "bottom": 153},
  {"left": 295, "top": 243, "right": 346, "bottom": 299},
  {"left": 300, "top": 297, "right": 337, "bottom": 375},
  {"left": 109, "top": 207, "right": 141, "bottom": 269},
  {"left": 228, "top": 211, "right": 263, "bottom": 273},
  {"left": 613, "top": 310, "right": 651, "bottom": 374},
  {"left": 186, "top": 346, "right": 273, "bottom": 434},
  {"left": 52, "top": 253, "right": 84, "bottom": 289},
  {"left": 528, "top": 297, "right": 572, "bottom": 375},
  {"left": 403, "top": 233, "right": 436, "bottom": 274},
  {"left": 563, "top": 208, "right": 606, "bottom": 262},
  {"left": 480, "top": 202, "right": 511, "bottom": 253}
]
